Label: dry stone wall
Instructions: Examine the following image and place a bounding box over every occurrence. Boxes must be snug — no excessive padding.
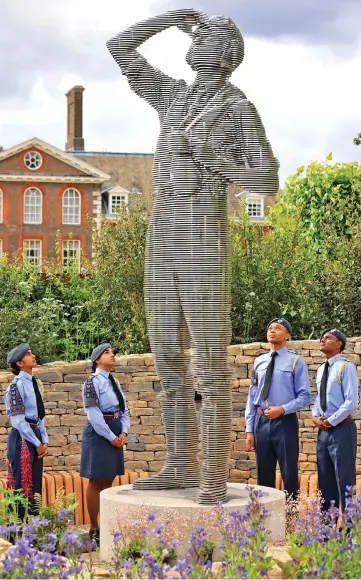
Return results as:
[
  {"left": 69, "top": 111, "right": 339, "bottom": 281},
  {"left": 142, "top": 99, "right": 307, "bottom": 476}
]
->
[{"left": 0, "top": 339, "right": 360, "bottom": 482}]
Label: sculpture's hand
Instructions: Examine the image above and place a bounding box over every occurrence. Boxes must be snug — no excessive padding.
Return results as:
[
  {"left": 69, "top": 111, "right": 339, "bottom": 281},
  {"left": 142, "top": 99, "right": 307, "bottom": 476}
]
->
[{"left": 165, "top": 9, "right": 208, "bottom": 36}]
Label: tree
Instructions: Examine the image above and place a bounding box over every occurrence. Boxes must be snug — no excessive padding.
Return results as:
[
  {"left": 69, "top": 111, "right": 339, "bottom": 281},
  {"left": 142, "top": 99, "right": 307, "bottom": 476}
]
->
[
  {"left": 354, "top": 133, "right": 361, "bottom": 146},
  {"left": 277, "top": 154, "right": 361, "bottom": 246}
]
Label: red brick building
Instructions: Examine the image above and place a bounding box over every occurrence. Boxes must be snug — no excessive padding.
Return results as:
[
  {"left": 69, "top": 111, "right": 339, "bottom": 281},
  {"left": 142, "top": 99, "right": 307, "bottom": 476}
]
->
[
  {"left": 0, "top": 138, "right": 110, "bottom": 269},
  {"left": 0, "top": 84, "right": 273, "bottom": 269}
]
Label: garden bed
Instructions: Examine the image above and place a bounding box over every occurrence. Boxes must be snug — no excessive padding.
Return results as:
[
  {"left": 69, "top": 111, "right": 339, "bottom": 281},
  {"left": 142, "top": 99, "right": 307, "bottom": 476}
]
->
[{"left": 0, "top": 486, "right": 360, "bottom": 579}]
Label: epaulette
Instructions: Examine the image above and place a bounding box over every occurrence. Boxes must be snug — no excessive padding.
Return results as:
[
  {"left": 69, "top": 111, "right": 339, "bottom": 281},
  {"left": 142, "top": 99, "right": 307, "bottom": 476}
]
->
[{"left": 287, "top": 349, "right": 297, "bottom": 354}]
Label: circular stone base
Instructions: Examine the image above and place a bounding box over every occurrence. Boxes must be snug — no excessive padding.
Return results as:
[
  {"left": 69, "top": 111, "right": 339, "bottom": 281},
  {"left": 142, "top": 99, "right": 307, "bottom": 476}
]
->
[{"left": 99, "top": 483, "right": 285, "bottom": 562}]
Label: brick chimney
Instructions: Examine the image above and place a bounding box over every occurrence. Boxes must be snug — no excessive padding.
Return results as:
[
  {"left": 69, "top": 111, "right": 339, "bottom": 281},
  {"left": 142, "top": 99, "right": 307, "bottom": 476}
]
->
[{"left": 65, "top": 86, "right": 85, "bottom": 151}]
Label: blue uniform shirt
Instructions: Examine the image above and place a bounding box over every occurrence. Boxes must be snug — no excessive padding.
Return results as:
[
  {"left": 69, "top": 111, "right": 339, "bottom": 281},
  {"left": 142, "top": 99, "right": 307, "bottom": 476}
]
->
[
  {"left": 245, "top": 346, "right": 311, "bottom": 433},
  {"left": 4, "top": 371, "right": 48, "bottom": 447},
  {"left": 312, "top": 355, "right": 359, "bottom": 426},
  {"left": 82, "top": 368, "right": 130, "bottom": 442}
]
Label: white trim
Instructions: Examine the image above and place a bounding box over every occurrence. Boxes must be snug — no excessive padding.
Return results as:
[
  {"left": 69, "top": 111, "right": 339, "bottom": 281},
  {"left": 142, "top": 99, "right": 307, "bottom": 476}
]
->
[
  {"left": 0, "top": 188, "right": 3, "bottom": 223},
  {"left": 0, "top": 174, "right": 106, "bottom": 184},
  {"left": 62, "top": 188, "right": 81, "bottom": 225},
  {"left": 62, "top": 239, "right": 81, "bottom": 272},
  {"left": 24, "top": 150, "right": 43, "bottom": 171},
  {"left": 23, "top": 239, "right": 42, "bottom": 271},
  {"left": 0, "top": 137, "right": 110, "bottom": 180},
  {"left": 246, "top": 196, "right": 264, "bottom": 219},
  {"left": 23, "top": 187, "right": 43, "bottom": 224},
  {"left": 109, "top": 191, "right": 128, "bottom": 215}
]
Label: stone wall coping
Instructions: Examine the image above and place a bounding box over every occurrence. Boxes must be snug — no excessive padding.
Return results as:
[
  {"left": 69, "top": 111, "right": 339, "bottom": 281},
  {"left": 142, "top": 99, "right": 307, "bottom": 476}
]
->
[{"left": 1, "top": 338, "right": 361, "bottom": 379}]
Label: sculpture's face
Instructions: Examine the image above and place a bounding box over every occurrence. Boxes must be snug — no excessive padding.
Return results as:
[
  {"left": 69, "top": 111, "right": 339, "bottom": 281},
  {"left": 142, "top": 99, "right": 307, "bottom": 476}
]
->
[{"left": 186, "top": 25, "right": 229, "bottom": 71}]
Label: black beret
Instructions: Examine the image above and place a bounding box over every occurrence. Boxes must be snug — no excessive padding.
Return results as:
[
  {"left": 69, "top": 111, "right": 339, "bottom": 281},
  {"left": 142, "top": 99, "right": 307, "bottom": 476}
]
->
[
  {"left": 90, "top": 343, "right": 112, "bottom": 363},
  {"left": 267, "top": 318, "right": 292, "bottom": 335},
  {"left": 7, "top": 343, "right": 30, "bottom": 365},
  {"left": 321, "top": 328, "right": 347, "bottom": 351}
]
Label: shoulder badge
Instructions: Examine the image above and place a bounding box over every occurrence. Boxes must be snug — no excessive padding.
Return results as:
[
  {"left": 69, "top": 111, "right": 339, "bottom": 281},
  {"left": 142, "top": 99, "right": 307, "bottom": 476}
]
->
[
  {"left": 83, "top": 376, "right": 99, "bottom": 408},
  {"left": 250, "top": 368, "right": 258, "bottom": 387},
  {"left": 9, "top": 379, "right": 25, "bottom": 416}
]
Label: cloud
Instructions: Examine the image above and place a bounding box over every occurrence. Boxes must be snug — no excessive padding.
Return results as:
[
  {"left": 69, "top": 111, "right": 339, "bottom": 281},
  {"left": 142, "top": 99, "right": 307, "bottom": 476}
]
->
[
  {"left": 153, "top": 0, "right": 361, "bottom": 47},
  {"left": 0, "top": 0, "right": 360, "bottom": 187}
]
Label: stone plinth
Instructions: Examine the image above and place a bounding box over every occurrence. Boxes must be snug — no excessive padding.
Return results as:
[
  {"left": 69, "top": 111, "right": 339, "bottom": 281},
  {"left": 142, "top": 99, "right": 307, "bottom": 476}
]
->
[{"left": 99, "top": 483, "right": 285, "bottom": 562}]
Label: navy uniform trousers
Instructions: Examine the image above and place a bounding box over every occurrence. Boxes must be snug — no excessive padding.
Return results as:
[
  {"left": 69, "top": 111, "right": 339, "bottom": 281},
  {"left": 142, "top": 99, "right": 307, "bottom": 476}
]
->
[
  {"left": 254, "top": 412, "right": 299, "bottom": 498},
  {"left": 7, "top": 427, "right": 43, "bottom": 520},
  {"left": 317, "top": 419, "right": 357, "bottom": 512}
]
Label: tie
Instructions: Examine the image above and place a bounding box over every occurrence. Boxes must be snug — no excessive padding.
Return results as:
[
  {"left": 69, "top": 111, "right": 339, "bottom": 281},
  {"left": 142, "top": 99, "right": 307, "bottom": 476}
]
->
[
  {"left": 32, "top": 377, "right": 45, "bottom": 421},
  {"left": 109, "top": 374, "right": 125, "bottom": 413},
  {"left": 261, "top": 351, "right": 278, "bottom": 402},
  {"left": 320, "top": 361, "right": 329, "bottom": 413}
]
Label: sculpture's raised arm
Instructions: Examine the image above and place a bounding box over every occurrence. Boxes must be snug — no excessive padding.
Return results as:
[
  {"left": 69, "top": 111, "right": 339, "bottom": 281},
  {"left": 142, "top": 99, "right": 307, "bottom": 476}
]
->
[{"left": 106, "top": 10, "right": 207, "bottom": 115}]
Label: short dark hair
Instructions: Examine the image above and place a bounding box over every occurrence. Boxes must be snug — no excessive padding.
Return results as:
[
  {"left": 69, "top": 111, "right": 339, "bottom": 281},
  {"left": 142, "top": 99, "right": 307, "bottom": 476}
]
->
[
  {"left": 11, "top": 363, "right": 20, "bottom": 376},
  {"left": 92, "top": 362, "right": 97, "bottom": 373}
]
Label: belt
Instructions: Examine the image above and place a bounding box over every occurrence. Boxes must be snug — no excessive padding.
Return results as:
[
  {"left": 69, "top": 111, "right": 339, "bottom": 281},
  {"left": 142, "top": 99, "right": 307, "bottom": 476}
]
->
[
  {"left": 256, "top": 408, "right": 296, "bottom": 417},
  {"left": 328, "top": 415, "right": 352, "bottom": 427},
  {"left": 26, "top": 418, "right": 39, "bottom": 430},
  {"left": 102, "top": 411, "right": 120, "bottom": 421}
]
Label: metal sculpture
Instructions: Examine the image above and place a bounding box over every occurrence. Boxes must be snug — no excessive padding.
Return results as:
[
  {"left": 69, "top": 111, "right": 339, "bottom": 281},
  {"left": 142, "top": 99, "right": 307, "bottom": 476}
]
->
[{"left": 107, "top": 9, "right": 279, "bottom": 504}]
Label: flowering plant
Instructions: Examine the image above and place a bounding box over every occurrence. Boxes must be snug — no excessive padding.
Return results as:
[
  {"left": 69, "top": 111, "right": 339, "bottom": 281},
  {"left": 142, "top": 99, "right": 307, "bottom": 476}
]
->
[
  {"left": 215, "top": 485, "right": 274, "bottom": 579},
  {"left": 277, "top": 488, "right": 361, "bottom": 579}
]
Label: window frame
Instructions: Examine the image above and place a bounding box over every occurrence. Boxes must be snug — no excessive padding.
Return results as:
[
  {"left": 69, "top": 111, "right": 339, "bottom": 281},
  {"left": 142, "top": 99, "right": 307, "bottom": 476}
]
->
[
  {"left": 62, "top": 188, "right": 81, "bottom": 225},
  {"left": 246, "top": 196, "right": 264, "bottom": 219},
  {"left": 24, "top": 150, "right": 43, "bottom": 171},
  {"left": 62, "top": 239, "right": 81, "bottom": 272},
  {"left": 23, "top": 239, "right": 42, "bottom": 272},
  {"left": 109, "top": 192, "right": 128, "bottom": 215},
  {"left": 23, "top": 187, "right": 43, "bottom": 225}
]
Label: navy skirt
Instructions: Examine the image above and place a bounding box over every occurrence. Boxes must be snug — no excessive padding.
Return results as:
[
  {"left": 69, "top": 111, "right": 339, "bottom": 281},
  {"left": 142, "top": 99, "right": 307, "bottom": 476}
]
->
[
  {"left": 80, "top": 419, "right": 125, "bottom": 479},
  {"left": 7, "top": 427, "right": 43, "bottom": 520}
]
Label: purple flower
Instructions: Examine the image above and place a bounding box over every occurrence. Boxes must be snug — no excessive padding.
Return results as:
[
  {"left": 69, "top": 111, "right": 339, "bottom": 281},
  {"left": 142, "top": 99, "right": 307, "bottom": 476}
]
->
[
  {"left": 147, "top": 512, "right": 156, "bottom": 521},
  {"left": 155, "top": 523, "right": 164, "bottom": 534},
  {"left": 113, "top": 532, "right": 122, "bottom": 543},
  {"left": 30, "top": 517, "right": 50, "bottom": 526}
]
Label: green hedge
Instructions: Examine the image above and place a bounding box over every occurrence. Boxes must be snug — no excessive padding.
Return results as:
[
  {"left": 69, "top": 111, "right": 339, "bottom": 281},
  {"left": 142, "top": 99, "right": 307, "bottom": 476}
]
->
[{"left": 1, "top": 200, "right": 361, "bottom": 368}]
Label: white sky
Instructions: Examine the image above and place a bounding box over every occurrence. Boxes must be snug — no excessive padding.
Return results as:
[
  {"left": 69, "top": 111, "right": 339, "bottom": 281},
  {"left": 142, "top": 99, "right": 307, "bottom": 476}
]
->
[{"left": 1, "top": 0, "right": 360, "bottom": 185}]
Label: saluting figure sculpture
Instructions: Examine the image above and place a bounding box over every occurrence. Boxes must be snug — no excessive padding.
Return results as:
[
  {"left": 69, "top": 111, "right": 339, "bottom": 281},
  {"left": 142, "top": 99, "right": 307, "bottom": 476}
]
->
[{"left": 107, "top": 8, "right": 279, "bottom": 504}]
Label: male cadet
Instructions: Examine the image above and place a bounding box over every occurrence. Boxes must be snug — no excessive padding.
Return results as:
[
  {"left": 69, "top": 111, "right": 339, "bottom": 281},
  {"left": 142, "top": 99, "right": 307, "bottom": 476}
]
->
[
  {"left": 245, "top": 318, "right": 311, "bottom": 498},
  {"left": 312, "top": 328, "right": 359, "bottom": 513}
]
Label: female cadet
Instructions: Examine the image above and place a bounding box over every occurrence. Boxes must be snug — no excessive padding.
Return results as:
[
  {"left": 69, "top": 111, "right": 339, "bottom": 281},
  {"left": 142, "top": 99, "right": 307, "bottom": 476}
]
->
[
  {"left": 80, "top": 343, "right": 130, "bottom": 545},
  {"left": 5, "top": 343, "right": 48, "bottom": 520}
]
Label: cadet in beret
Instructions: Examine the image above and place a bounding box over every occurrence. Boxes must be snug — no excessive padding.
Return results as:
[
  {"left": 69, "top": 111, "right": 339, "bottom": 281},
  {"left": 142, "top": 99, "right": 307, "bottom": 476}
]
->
[
  {"left": 80, "top": 343, "right": 130, "bottom": 546},
  {"left": 312, "top": 328, "right": 359, "bottom": 513},
  {"left": 4, "top": 343, "right": 48, "bottom": 519},
  {"left": 245, "top": 318, "right": 311, "bottom": 499}
]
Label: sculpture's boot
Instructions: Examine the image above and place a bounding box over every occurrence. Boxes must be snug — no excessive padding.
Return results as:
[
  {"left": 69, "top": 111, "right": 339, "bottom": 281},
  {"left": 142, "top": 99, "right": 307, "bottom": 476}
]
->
[
  {"left": 196, "top": 387, "right": 232, "bottom": 505},
  {"left": 133, "top": 388, "right": 200, "bottom": 490}
]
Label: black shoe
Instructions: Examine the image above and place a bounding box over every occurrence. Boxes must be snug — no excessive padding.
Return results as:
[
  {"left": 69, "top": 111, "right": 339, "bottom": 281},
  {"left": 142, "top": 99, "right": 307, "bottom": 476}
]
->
[{"left": 89, "top": 527, "right": 100, "bottom": 547}]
